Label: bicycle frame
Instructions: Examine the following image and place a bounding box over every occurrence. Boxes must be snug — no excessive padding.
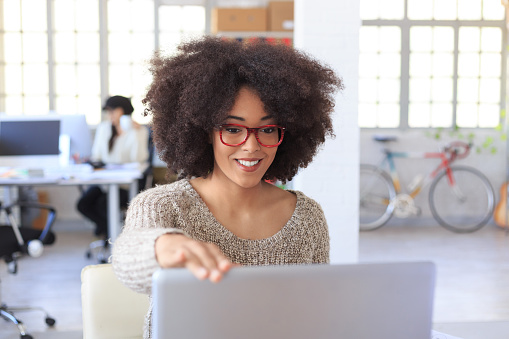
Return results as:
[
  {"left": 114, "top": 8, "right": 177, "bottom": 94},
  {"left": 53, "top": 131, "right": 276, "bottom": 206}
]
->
[{"left": 377, "top": 147, "right": 459, "bottom": 199}]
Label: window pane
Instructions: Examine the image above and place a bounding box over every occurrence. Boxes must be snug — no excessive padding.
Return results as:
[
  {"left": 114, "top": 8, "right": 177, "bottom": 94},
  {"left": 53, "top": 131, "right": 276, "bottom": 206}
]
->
[
  {"left": 433, "top": 27, "right": 454, "bottom": 52},
  {"left": 430, "top": 103, "right": 452, "bottom": 127},
  {"left": 53, "top": 0, "right": 75, "bottom": 31},
  {"left": 3, "top": 33, "right": 22, "bottom": 62},
  {"left": 159, "top": 6, "right": 183, "bottom": 31},
  {"left": 359, "top": 54, "right": 379, "bottom": 77},
  {"left": 358, "top": 103, "right": 378, "bottom": 128},
  {"left": 131, "top": 0, "right": 154, "bottom": 31},
  {"left": 379, "top": 0, "right": 404, "bottom": 20},
  {"left": 378, "top": 104, "right": 399, "bottom": 127},
  {"left": 409, "top": 103, "right": 431, "bottom": 127},
  {"left": 78, "top": 95, "right": 102, "bottom": 125},
  {"left": 23, "top": 33, "right": 48, "bottom": 62},
  {"left": 23, "top": 95, "right": 49, "bottom": 114},
  {"left": 54, "top": 33, "right": 76, "bottom": 62},
  {"left": 5, "top": 64, "right": 23, "bottom": 94},
  {"left": 456, "top": 104, "right": 478, "bottom": 127},
  {"left": 55, "top": 65, "right": 77, "bottom": 94},
  {"left": 108, "top": 0, "right": 131, "bottom": 31},
  {"left": 76, "top": 0, "right": 99, "bottom": 31},
  {"left": 458, "top": 0, "right": 482, "bottom": 20},
  {"left": 379, "top": 53, "right": 400, "bottom": 77},
  {"left": 56, "top": 96, "right": 78, "bottom": 115},
  {"left": 23, "top": 64, "right": 48, "bottom": 94},
  {"left": 409, "top": 78, "right": 431, "bottom": 102},
  {"left": 410, "top": 27, "right": 432, "bottom": 52},
  {"left": 458, "top": 53, "right": 480, "bottom": 77},
  {"left": 4, "top": 0, "right": 21, "bottom": 31},
  {"left": 77, "top": 65, "right": 100, "bottom": 95},
  {"left": 21, "top": 0, "right": 47, "bottom": 31},
  {"left": 408, "top": 0, "right": 433, "bottom": 19},
  {"left": 483, "top": 0, "right": 504, "bottom": 20},
  {"left": 6, "top": 95, "right": 23, "bottom": 114},
  {"left": 109, "top": 33, "right": 132, "bottom": 62},
  {"left": 109, "top": 64, "right": 132, "bottom": 95},
  {"left": 359, "top": 27, "right": 379, "bottom": 53},
  {"left": 409, "top": 53, "right": 431, "bottom": 77},
  {"left": 378, "top": 79, "right": 400, "bottom": 102},
  {"left": 433, "top": 0, "right": 457, "bottom": 20},
  {"left": 379, "top": 27, "right": 401, "bottom": 52},
  {"left": 159, "top": 32, "right": 182, "bottom": 53},
  {"left": 358, "top": 78, "right": 378, "bottom": 103},
  {"left": 182, "top": 6, "right": 206, "bottom": 31},
  {"left": 131, "top": 33, "right": 155, "bottom": 62},
  {"left": 478, "top": 104, "right": 500, "bottom": 127},
  {"left": 76, "top": 33, "right": 100, "bottom": 63},
  {"left": 479, "top": 78, "right": 500, "bottom": 103},
  {"left": 459, "top": 27, "right": 480, "bottom": 52},
  {"left": 432, "top": 53, "right": 453, "bottom": 77},
  {"left": 480, "top": 53, "right": 501, "bottom": 77},
  {"left": 457, "top": 78, "right": 479, "bottom": 103},
  {"left": 480, "top": 27, "right": 502, "bottom": 52},
  {"left": 431, "top": 78, "right": 453, "bottom": 102}
]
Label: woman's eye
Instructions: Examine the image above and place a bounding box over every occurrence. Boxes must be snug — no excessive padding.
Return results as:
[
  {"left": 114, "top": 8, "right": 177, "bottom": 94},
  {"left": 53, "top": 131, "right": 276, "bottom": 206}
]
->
[
  {"left": 225, "top": 128, "right": 241, "bottom": 133},
  {"left": 260, "top": 127, "right": 275, "bottom": 134}
]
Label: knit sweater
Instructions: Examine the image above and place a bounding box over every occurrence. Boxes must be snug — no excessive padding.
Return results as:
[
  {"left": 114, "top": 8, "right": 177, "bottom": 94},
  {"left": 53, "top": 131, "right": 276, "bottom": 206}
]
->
[{"left": 111, "top": 179, "right": 330, "bottom": 339}]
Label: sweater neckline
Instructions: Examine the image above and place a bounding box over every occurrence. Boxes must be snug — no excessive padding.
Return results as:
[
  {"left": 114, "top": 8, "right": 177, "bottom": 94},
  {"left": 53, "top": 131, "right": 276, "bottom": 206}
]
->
[{"left": 181, "top": 179, "right": 302, "bottom": 250}]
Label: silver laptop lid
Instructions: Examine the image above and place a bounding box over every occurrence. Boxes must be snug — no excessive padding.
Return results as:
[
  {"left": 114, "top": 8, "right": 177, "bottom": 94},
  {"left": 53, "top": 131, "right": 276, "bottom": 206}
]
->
[{"left": 152, "top": 261, "right": 435, "bottom": 339}]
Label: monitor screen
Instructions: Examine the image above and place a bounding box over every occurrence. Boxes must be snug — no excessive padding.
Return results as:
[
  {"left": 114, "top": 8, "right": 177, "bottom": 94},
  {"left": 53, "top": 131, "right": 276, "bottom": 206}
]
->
[
  {"left": 0, "top": 120, "right": 61, "bottom": 156},
  {"left": 60, "top": 114, "right": 92, "bottom": 159}
]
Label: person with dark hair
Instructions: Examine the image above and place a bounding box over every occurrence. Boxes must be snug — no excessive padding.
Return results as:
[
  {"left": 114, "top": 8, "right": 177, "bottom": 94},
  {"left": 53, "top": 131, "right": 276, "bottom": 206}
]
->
[
  {"left": 77, "top": 95, "right": 149, "bottom": 237},
  {"left": 112, "top": 36, "right": 342, "bottom": 338}
]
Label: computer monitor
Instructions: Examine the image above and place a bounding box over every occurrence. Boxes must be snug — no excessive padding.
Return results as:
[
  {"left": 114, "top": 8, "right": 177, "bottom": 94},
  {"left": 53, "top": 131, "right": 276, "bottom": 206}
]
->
[
  {"left": 59, "top": 114, "right": 92, "bottom": 160},
  {"left": 0, "top": 120, "right": 60, "bottom": 156}
]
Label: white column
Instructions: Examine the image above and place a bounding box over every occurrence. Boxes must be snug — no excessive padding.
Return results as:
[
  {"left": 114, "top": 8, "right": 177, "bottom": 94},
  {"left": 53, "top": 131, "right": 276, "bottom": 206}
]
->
[{"left": 293, "top": 0, "right": 360, "bottom": 263}]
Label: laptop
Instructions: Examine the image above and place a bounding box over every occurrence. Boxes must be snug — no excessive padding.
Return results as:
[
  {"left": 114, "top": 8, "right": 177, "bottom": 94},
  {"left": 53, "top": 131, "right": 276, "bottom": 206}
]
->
[{"left": 152, "top": 261, "right": 436, "bottom": 339}]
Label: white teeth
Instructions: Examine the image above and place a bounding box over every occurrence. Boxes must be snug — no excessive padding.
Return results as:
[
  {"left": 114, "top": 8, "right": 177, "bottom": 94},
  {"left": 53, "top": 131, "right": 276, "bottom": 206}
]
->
[{"left": 237, "top": 160, "right": 260, "bottom": 167}]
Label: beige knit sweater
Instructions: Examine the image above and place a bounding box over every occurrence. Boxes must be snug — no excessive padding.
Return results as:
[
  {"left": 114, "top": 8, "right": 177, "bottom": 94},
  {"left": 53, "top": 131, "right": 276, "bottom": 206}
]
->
[{"left": 111, "top": 179, "right": 330, "bottom": 338}]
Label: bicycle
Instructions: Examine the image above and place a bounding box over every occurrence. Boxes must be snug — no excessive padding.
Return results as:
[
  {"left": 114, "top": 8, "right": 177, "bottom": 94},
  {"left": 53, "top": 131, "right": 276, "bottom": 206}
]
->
[{"left": 359, "top": 135, "right": 495, "bottom": 233}]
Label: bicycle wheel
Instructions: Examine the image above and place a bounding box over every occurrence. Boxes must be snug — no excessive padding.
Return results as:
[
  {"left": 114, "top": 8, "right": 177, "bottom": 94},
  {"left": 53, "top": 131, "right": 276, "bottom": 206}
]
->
[
  {"left": 359, "top": 164, "right": 396, "bottom": 231},
  {"left": 429, "top": 165, "right": 495, "bottom": 233}
]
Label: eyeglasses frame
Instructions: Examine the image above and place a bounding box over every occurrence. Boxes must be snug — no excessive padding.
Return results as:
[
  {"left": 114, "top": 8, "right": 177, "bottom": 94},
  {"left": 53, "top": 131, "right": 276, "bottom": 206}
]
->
[{"left": 217, "top": 123, "right": 286, "bottom": 148}]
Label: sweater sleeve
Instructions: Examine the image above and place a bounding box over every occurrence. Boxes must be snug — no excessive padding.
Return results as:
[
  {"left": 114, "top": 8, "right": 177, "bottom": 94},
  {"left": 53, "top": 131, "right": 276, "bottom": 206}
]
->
[{"left": 111, "top": 187, "right": 185, "bottom": 295}]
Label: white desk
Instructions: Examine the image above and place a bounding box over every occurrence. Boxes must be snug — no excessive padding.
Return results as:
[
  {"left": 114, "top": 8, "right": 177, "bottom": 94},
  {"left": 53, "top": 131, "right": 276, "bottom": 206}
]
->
[{"left": 0, "top": 164, "right": 145, "bottom": 242}]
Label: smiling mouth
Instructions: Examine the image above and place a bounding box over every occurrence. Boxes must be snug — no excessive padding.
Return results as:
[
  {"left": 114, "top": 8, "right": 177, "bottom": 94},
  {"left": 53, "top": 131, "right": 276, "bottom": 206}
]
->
[{"left": 236, "top": 159, "right": 261, "bottom": 167}]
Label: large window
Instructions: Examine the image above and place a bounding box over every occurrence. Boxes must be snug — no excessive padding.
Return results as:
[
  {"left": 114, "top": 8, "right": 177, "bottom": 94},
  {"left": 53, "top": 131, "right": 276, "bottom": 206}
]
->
[
  {"left": 0, "top": 0, "right": 206, "bottom": 125},
  {"left": 359, "top": 0, "right": 506, "bottom": 128}
]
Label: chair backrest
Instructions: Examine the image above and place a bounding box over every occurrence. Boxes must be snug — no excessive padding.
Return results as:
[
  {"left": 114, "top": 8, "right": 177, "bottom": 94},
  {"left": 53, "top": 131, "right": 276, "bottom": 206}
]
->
[{"left": 81, "top": 264, "right": 149, "bottom": 339}]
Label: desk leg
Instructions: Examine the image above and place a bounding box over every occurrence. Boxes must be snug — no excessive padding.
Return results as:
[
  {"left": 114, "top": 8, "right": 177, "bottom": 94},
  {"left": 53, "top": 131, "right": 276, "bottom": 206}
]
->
[{"left": 107, "top": 183, "right": 120, "bottom": 243}]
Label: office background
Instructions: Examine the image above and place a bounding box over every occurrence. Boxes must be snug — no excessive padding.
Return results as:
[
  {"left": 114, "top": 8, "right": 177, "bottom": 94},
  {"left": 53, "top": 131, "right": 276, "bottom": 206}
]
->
[{"left": 0, "top": 0, "right": 508, "bottom": 338}]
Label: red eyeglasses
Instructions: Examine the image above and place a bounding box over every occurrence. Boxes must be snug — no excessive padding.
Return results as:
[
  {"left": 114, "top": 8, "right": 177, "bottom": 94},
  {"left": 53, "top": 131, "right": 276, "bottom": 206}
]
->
[{"left": 218, "top": 124, "right": 285, "bottom": 147}]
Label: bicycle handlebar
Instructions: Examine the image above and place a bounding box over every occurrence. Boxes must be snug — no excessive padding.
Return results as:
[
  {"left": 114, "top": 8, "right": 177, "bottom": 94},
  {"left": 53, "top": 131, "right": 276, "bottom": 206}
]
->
[{"left": 442, "top": 141, "right": 471, "bottom": 161}]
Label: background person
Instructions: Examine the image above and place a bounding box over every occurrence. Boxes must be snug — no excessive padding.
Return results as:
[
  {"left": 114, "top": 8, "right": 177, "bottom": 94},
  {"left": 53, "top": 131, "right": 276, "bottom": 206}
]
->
[
  {"left": 77, "top": 95, "right": 149, "bottom": 237},
  {"left": 111, "top": 37, "right": 343, "bottom": 338}
]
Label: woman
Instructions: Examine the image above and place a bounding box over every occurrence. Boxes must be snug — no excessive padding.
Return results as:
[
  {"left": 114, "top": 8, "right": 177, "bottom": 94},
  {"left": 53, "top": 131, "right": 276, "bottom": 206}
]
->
[
  {"left": 77, "top": 95, "right": 149, "bottom": 237},
  {"left": 112, "top": 36, "right": 342, "bottom": 338}
]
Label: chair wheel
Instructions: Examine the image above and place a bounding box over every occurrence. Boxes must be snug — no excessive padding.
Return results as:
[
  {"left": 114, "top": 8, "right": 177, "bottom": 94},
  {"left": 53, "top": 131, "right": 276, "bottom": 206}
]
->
[
  {"left": 45, "top": 317, "right": 56, "bottom": 326},
  {"left": 21, "top": 335, "right": 33, "bottom": 339}
]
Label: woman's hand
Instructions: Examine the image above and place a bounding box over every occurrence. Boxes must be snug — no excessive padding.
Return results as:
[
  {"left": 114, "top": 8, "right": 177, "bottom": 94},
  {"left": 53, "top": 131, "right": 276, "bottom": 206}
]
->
[{"left": 155, "top": 233, "right": 237, "bottom": 283}]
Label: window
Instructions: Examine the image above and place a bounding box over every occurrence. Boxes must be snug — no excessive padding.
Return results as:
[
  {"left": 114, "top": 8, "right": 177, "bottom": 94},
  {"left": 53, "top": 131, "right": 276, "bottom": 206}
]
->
[
  {"left": 0, "top": 0, "right": 206, "bottom": 125},
  {"left": 359, "top": 0, "right": 506, "bottom": 128}
]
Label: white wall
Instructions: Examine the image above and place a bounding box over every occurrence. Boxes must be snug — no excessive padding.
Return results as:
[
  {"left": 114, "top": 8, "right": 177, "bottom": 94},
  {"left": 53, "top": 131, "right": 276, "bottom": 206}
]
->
[{"left": 292, "top": 0, "right": 360, "bottom": 263}]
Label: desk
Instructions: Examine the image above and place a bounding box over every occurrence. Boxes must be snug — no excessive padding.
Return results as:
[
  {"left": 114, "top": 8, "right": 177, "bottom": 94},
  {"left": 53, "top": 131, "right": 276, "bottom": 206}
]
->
[{"left": 0, "top": 165, "right": 145, "bottom": 242}]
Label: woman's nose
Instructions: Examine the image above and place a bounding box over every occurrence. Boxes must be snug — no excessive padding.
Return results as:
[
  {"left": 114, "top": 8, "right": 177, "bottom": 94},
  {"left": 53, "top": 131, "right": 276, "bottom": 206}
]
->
[{"left": 242, "top": 131, "right": 261, "bottom": 152}]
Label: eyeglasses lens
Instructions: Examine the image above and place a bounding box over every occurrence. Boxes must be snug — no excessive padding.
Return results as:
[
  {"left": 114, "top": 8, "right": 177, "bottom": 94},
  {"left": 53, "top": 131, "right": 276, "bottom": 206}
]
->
[{"left": 221, "top": 126, "right": 282, "bottom": 146}]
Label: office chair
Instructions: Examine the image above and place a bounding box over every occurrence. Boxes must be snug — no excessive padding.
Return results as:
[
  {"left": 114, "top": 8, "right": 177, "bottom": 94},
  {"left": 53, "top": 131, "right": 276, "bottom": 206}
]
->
[
  {"left": 81, "top": 264, "right": 149, "bottom": 339},
  {"left": 0, "top": 200, "right": 57, "bottom": 339}
]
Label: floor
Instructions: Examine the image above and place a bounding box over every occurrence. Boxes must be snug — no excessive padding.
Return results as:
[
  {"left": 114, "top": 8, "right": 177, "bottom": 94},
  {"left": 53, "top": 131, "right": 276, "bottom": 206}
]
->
[{"left": 1, "top": 219, "right": 508, "bottom": 339}]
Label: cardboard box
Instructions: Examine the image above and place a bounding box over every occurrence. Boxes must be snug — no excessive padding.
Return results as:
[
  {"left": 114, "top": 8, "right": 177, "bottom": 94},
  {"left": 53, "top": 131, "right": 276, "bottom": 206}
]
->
[
  {"left": 211, "top": 8, "right": 267, "bottom": 33},
  {"left": 268, "top": 1, "right": 294, "bottom": 31}
]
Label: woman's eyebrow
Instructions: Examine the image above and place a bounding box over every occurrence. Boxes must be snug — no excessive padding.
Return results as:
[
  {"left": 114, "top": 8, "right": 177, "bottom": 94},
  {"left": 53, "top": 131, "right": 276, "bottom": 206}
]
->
[{"left": 226, "top": 115, "right": 274, "bottom": 121}]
